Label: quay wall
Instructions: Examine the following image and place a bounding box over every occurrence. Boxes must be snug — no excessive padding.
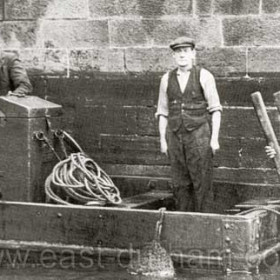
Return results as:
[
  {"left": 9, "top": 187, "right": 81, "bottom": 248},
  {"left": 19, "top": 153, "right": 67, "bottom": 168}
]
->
[{"left": 1, "top": 0, "right": 280, "bottom": 208}]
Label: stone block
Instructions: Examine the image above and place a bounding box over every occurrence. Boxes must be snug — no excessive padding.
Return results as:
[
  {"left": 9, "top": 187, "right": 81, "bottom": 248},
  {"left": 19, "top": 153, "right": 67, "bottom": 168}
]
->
[
  {"left": 0, "top": 21, "right": 38, "bottom": 48},
  {"left": 107, "top": 49, "right": 125, "bottom": 72},
  {"left": 5, "top": 0, "right": 88, "bottom": 20},
  {"left": 125, "top": 47, "right": 174, "bottom": 72},
  {"left": 5, "top": 0, "right": 48, "bottom": 19},
  {"left": 213, "top": 0, "right": 260, "bottom": 15},
  {"left": 197, "top": 47, "right": 247, "bottom": 77},
  {"left": 69, "top": 48, "right": 124, "bottom": 74},
  {"left": 223, "top": 17, "right": 280, "bottom": 46},
  {"left": 195, "top": 0, "right": 212, "bottom": 15},
  {"left": 89, "top": 0, "right": 192, "bottom": 18},
  {"left": 110, "top": 18, "right": 222, "bottom": 47},
  {"left": 38, "top": 20, "right": 109, "bottom": 48},
  {"left": 136, "top": 0, "right": 193, "bottom": 17},
  {"left": 0, "top": 0, "right": 3, "bottom": 20},
  {"left": 20, "top": 48, "right": 68, "bottom": 76},
  {"left": 42, "top": 0, "right": 89, "bottom": 19},
  {"left": 248, "top": 47, "right": 280, "bottom": 74},
  {"left": 262, "top": 0, "right": 280, "bottom": 14}
]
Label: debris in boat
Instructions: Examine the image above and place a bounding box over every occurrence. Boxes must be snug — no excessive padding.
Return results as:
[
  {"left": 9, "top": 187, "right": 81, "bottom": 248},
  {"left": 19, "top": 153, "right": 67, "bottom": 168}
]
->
[{"left": 128, "top": 208, "right": 175, "bottom": 277}]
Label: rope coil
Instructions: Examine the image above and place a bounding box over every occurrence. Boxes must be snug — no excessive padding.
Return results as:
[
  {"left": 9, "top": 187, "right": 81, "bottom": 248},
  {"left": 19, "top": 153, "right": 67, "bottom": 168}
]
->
[{"left": 40, "top": 130, "right": 122, "bottom": 206}]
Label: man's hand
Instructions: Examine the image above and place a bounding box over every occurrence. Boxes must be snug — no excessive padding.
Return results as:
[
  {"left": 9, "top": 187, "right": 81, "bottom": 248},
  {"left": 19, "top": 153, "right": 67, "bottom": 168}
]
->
[
  {"left": 7, "top": 91, "right": 26, "bottom": 97},
  {"left": 265, "top": 145, "right": 276, "bottom": 158},
  {"left": 210, "top": 138, "right": 220, "bottom": 155},
  {"left": 160, "top": 138, "right": 168, "bottom": 156}
]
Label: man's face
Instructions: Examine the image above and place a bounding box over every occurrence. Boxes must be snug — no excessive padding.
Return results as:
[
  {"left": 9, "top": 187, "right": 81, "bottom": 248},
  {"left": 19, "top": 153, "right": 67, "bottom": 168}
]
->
[{"left": 172, "top": 47, "right": 195, "bottom": 69}]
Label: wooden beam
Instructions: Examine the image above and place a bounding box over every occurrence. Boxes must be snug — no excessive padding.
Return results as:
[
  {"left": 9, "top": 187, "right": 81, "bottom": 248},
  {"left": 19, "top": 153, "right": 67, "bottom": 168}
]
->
[{"left": 251, "top": 92, "right": 280, "bottom": 178}]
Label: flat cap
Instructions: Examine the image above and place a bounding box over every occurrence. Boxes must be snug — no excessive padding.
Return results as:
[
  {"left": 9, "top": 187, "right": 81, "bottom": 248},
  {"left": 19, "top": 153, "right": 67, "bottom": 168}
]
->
[{"left": 169, "top": 36, "right": 195, "bottom": 50}]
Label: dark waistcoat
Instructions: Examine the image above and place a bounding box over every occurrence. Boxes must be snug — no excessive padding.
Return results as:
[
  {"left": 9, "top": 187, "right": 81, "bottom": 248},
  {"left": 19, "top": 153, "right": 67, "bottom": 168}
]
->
[{"left": 167, "top": 66, "right": 208, "bottom": 132}]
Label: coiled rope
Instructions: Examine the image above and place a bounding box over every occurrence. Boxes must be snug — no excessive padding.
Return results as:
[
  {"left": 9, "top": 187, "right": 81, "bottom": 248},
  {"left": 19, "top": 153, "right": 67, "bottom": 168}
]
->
[{"left": 42, "top": 130, "right": 122, "bottom": 206}]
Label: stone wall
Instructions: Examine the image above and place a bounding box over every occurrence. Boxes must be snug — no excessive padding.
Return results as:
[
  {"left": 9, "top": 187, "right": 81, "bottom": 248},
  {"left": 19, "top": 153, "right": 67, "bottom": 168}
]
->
[
  {"left": 2, "top": 0, "right": 280, "bottom": 77},
  {"left": 2, "top": 0, "right": 280, "bottom": 206}
]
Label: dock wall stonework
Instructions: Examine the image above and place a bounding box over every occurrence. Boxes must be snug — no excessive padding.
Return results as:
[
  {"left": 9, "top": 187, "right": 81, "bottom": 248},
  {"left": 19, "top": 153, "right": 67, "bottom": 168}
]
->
[{"left": 2, "top": 0, "right": 280, "bottom": 206}]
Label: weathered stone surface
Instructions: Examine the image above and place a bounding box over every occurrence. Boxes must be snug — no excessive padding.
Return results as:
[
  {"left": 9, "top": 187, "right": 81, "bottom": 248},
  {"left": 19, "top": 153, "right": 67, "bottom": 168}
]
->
[
  {"left": 110, "top": 18, "right": 222, "bottom": 47},
  {"left": 92, "top": 135, "right": 264, "bottom": 168},
  {"left": 197, "top": 47, "right": 247, "bottom": 77},
  {"left": 37, "top": 20, "right": 109, "bottom": 48},
  {"left": 136, "top": 0, "right": 193, "bottom": 17},
  {"left": 213, "top": 0, "right": 260, "bottom": 15},
  {"left": 20, "top": 48, "right": 68, "bottom": 76},
  {"left": 5, "top": 0, "right": 88, "bottom": 20},
  {"left": 0, "top": 0, "right": 3, "bottom": 20},
  {"left": 42, "top": 0, "right": 89, "bottom": 19},
  {"left": 125, "top": 48, "right": 174, "bottom": 72},
  {"left": 223, "top": 17, "right": 280, "bottom": 46},
  {"left": 195, "top": 0, "right": 212, "bottom": 15},
  {"left": 137, "top": 107, "right": 158, "bottom": 136},
  {"left": 29, "top": 76, "right": 47, "bottom": 96},
  {"left": 89, "top": 0, "right": 192, "bottom": 18},
  {"left": 69, "top": 48, "right": 125, "bottom": 74},
  {"left": 5, "top": 0, "right": 48, "bottom": 19},
  {"left": 45, "top": 75, "right": 159, "bottom": 107},
  {"left": 221, "top": 107, "right": 280, "bottom": 139},
  {"left": 5, "top": 0, "right": 47, "bottom": 19},
  {"left": 239, "top": 138, "right": 275, "bottom": 169},
  {"left": 0, "top": 21, "right": 38, "bottom": 48},
  {"left": 217, "top": 77, "right": 280, "bottom": 105},
  {"left": 97, "top": 135, "right": 274, "bottom": 169},
  {"left": 75, "top": 105, "right": 138, "bottom": 136},
  {"left": 262, "top": 0, "right": 280, "bottom": 14},
  {"left": 248, "top": 47, "right": 280, "bottom": 74},
  {"left": 96, "top": 134, "right": 166, "bottom": 165}
]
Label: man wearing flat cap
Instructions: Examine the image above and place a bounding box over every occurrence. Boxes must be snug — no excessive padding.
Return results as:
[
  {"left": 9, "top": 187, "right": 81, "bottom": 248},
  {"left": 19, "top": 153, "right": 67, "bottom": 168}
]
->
[{"left": 156, "top": 36, "right": 222, "bottom": 212}]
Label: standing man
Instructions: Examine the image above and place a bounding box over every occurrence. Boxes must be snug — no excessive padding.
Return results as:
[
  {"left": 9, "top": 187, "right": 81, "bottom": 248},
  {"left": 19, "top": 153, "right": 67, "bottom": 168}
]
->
[
  {"left": 0, "top": 52, "right": 32, "bottom": 96},
  {"left": 156, "top": 37, "right": 222, "bottom": 212}
]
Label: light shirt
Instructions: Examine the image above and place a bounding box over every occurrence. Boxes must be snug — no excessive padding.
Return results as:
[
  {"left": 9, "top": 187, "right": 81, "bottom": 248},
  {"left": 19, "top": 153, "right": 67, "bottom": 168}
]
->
[{"left": 156, "top": 68, "right": 222, "bottom": 118}]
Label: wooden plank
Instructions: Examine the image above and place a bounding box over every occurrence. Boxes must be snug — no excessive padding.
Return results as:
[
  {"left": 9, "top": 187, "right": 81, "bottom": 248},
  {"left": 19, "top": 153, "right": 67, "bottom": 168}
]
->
[
  {"left": 102, "top": 163, "right": 280, "bottom": 185},
  {"left": 111, "top": 177, "right": 280, "bottom": 214},
  {"left": 111, "top": 176, "right": 172, "bottom": 197},
  {"left": 117, "top": 190, "right": 173, "bottom": 209},
  {"left": 214, "top": 167, "right": 279, "bottom": 185},
  {"left": 0, "top": 200, "right": 275, "bottom": 272},
  {"left": 0, "top": 201, "right": 236, "bottom": 253}
]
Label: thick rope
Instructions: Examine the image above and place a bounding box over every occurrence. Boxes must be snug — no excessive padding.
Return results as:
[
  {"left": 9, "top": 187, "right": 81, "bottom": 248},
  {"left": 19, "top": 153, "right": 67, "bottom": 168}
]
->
[
  {"left": 45, "top": 152, "right": 122, "bottom": 206},
  {"left": 44, "top": 130, "right": 122, "bottom": 206}
]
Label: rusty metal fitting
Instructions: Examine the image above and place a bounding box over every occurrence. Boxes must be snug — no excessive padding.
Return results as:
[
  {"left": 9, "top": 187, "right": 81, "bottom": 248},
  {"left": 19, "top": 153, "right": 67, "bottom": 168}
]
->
[{"left": 33, "top": 130, "right": 45, "bottom": 141}]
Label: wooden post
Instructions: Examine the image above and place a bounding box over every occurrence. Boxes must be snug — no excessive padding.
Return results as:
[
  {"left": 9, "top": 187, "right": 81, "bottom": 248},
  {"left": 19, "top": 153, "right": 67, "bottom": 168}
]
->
[{"left": 251, "top": 91, "right": 280, "bottom": 178}]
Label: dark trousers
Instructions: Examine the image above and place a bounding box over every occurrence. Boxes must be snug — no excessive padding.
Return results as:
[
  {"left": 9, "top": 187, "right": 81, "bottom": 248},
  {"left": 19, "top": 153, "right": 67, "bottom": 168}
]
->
[{"left": 167, "top": 122, "right": 213, "bottom": 212}]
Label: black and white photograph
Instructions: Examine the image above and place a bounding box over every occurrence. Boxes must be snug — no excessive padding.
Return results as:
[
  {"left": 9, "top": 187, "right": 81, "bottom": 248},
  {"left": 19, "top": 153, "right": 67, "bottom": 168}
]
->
[{"left": 0, "top": 0, "right": 279, "bottom": 279}]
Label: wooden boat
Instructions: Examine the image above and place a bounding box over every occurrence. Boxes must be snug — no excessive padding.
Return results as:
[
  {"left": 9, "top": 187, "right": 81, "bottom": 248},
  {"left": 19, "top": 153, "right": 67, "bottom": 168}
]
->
[{"left": 0, "top": 95, "right": 279, "bottom": 277}]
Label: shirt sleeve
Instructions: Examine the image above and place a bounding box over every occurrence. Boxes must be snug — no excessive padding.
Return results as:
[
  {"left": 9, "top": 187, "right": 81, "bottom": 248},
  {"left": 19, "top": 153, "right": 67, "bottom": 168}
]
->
[
  {"left": 155, "top": 72, "right": 169, "bottom": 119},
  {"left": 200, "top": 68, "right": 222, "bottom": 113},
  {"left": 8, "top": 54, "right": 33, "bottom": 95}
]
